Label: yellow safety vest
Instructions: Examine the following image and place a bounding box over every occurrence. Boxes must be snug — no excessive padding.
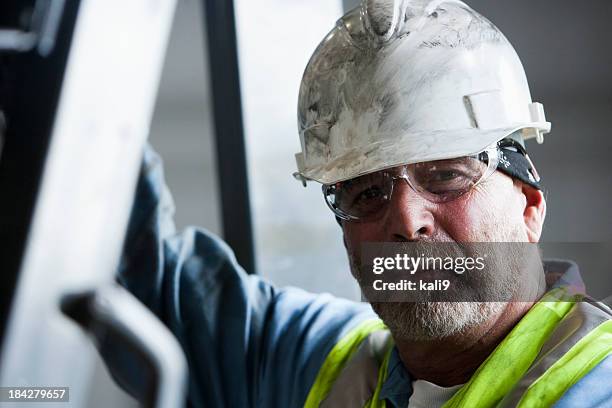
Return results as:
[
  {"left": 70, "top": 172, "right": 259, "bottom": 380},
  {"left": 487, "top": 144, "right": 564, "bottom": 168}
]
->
[{"left": 304, "top": 288, "right": 612, "bottom": 407}]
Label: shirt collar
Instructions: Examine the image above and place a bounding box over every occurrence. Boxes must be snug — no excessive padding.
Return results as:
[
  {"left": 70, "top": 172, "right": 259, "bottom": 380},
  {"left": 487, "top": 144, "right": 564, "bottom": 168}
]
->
[{"left": 379, "top": 347, "right": 413, "bottom": 408}]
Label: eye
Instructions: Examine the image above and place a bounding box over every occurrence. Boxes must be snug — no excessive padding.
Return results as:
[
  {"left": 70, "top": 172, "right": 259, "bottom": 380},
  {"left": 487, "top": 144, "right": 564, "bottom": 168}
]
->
[
  {"left": 332, "top": 172, "right": 391, "bottom": 216},
  {"left": 353, "top": 186, "right": 385, "bottom": 204},
  {"left": 416, "top": 166, "right": 477, "bottom": 195},
  {"left": 429, "top": 169, "right": 462, "bottom": 182},
  {"left": 419, "top": 167, "right": 469, "bottom": 184}
]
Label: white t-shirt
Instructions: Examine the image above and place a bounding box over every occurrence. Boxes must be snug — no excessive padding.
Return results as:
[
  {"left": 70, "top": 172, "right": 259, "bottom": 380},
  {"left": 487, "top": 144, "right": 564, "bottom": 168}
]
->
[{"left": 407, "top": 380, "right": 463, "bottom": 408}]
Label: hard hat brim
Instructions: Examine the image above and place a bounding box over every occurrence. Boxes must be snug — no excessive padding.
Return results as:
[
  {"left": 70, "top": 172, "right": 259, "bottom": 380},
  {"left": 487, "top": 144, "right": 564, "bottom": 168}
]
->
[{"left": 296, "top": 122, "right": 550, "bottom": 185}]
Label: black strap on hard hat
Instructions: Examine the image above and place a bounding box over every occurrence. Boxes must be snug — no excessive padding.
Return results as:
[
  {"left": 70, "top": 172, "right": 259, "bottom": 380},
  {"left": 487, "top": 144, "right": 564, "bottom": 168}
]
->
[{"left": 496, "top": 138, "right": 542, "bottom": 191}]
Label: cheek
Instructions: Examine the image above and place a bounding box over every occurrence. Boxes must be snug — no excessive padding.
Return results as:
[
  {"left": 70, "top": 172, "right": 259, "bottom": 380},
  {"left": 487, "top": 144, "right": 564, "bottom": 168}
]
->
[
  {"left": 343, "top": 222, "right": 379, "bottom": 257},
  {"left": 342, "top": 224, "right": 362, "bottom": 261},
  {"left": 438, "top": 183, "right": 525, "bottom": 242},
  {"left": 343, "top": 217, "right": 398, "bottom": 263},
  {"left": 435, "top": 199, "right": 492, "bottom": 241}
]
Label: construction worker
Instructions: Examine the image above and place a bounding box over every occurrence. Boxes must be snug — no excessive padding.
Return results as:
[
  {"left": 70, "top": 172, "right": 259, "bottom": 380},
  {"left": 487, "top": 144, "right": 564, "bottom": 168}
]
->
[{"left": 108, "top": 0, "right": 612, "bottom": 406}]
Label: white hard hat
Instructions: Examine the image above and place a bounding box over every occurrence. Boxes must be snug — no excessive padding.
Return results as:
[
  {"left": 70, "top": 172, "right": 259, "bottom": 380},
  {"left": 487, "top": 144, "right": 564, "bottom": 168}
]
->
[{"left": 294, "top": 0, "right": 551, "bottom": 185}]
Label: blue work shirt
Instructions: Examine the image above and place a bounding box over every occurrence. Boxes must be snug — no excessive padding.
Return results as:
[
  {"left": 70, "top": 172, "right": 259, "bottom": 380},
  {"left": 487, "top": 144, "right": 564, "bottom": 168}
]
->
[{"left": 109, "top": 147, "right": 612, "bottom": 407}]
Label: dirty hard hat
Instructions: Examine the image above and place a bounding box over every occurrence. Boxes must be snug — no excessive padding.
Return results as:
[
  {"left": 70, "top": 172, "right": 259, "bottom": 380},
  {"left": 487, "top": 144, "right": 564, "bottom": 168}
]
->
[{"left": 294, "top": 0, "right": 551, "bottom": 185}]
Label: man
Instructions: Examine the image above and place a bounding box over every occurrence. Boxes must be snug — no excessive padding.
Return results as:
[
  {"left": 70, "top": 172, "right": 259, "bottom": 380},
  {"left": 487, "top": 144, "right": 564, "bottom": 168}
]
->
[{"left": 110, "top": 0, "right": 612, "bottom": 406}]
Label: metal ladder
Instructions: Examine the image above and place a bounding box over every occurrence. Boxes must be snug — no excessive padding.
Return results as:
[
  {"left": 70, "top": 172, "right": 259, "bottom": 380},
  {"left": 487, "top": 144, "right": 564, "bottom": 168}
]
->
[{"left": 0, "top": 1, "right": 186, "bottom": 407}]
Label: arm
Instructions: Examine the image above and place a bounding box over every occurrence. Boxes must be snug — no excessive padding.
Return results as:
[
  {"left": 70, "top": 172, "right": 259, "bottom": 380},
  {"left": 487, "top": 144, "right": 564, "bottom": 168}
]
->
[{"left": 106, "top": 146, "right": 375, "bottom": 407}]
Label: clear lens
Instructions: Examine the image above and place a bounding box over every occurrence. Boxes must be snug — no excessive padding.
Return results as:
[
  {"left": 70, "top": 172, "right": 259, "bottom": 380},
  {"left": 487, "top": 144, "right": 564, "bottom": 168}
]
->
[
  {"left": 408, "top": 155, "right": 490, "bottom": 203},
  {"left": 325, "top": 171, "right": 392, "bottom": 220},
  {"left": 324, "top": 149, "right": 497, "bottom": 221}
]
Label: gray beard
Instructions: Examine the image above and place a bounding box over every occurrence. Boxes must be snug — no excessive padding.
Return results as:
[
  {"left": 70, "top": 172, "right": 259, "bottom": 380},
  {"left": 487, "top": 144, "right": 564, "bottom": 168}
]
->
[
  {"left": 369, "top": 300, "right": 506, "bottom": 341},
  {"left": 348, "top": 240, "right": 541, "bottom": 341}
]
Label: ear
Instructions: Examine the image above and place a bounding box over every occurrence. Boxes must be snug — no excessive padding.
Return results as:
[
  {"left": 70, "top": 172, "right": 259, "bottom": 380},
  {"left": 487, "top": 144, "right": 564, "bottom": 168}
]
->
[{"left": 522, "top": 184, "right": 546, "bottom": 243}]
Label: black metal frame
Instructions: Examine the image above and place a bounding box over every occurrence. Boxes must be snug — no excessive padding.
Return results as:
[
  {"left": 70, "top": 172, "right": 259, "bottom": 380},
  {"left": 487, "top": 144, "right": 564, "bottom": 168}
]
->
[
  {"left": 202, "top": 0, "right": 256, "bottom": 274},
  {"left": 0, "top": 1, "right": 81, "bottom": 346}
]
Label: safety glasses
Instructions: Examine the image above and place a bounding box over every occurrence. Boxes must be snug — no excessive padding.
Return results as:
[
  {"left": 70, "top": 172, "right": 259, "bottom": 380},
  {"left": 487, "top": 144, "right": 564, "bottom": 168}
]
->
[{"left": 323, "top": 146, "right": 499, "bottom": 221}]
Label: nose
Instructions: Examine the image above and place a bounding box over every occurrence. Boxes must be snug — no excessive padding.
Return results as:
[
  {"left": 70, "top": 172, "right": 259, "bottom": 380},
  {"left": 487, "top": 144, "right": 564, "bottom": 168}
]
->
[{"left": 383, "top": 180, "right": 435, "bottom": 241}]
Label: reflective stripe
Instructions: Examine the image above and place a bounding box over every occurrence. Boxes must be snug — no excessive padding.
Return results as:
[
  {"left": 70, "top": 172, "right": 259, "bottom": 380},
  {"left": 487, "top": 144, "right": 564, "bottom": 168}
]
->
[
  {"left": 305, "top": 319, "right": 387, "bottom": 408},
  {"left": 499, "top": 299, "right": 612, "bottom": 406},
  {"left": 517, "top": 319, "right": 612, "bottom": 407},
  {"left": 321, "top": 330, "right": 392, "bottom": 408},
  {"left": 365, "top": 344, "right": 394, "bottom": 408},
  {"left": 443, "top": 289, "right": 577, "bottom": 408}
]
